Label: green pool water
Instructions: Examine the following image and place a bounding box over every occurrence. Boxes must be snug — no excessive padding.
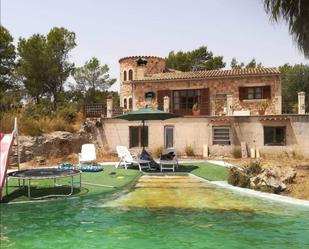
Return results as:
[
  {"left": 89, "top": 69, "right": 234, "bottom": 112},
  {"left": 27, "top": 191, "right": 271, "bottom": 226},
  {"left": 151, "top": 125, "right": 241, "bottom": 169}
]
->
[{"left": 1, "top": 175, "right": 309, "bottom": 249}]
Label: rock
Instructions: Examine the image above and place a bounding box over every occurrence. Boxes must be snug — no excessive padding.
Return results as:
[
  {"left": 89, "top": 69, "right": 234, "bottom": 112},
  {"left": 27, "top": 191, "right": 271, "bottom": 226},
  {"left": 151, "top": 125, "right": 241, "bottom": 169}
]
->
[
  {"left": 16, "top": 131, "right": 89, "bottom": 163},
  {"left": 35, "top": 156, "right": 46, "bottom": 165},
  {"left": 250, "top": 170, "right": 287, "bottom": 193},
  {"left": 230, "top": 165, "right": 294, "bottom": 194},
  {"left": 280, "top": 168, "right": 296, "bottom": 183}
]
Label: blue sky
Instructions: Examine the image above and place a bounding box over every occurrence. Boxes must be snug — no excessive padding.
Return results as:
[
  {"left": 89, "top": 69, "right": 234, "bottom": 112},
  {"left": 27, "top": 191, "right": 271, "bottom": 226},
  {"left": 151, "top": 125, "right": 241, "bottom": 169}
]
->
[{"left": 2, "top": 0, "right": 308, "bottom": 91}]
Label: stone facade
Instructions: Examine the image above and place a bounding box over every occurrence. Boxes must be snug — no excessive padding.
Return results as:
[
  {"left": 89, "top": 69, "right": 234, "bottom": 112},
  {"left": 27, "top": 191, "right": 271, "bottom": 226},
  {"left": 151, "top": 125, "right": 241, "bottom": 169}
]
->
[
  {"left": 119, "top": 55, "right": 281, "bottom": 116},
  {"left": 131, "top": 76, "right": 281, "bottom": 115},
  {"left": 119, "top": 56, "right": 166, "bottom": 109}
]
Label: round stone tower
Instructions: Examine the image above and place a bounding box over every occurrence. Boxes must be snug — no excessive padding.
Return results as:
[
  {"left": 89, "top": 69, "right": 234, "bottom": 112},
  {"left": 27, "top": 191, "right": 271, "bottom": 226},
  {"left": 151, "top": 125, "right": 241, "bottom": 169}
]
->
[{"left": 119, "top": 56, "right": 167, "bottom": 110}]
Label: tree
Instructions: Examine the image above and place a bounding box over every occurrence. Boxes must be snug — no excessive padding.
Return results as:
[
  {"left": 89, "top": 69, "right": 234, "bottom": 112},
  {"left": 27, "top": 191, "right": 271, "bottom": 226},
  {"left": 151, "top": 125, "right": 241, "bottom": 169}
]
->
[
  {"left": 45, "top": 27, "right": 76, "bottom": 106},
  {"left": 0, "top": 26, "right": 16, "bottom": 94},
  {"left": 17, "top": 27, "right": 76, "bottom": 106},
  {"left": 230, "top": 58, "right": 244, "bottom": 69},
  {"left": 17, "top": 34, "right": 49, "bottom": 103},
  {"left": 230, "top": 58, "right": 263, "bottom": 69},
  {"left": 280, "top": 64, "right": 309, "bottom": 113},
  {"left": 245, "top": 59, "right": 263, "bottom": 69},
  {"left": 166, "top": 46, "right": 226, "bottom": 71},
  {"left": 264, "top": 0, "right": 309, "bottom": 58},
  {"left": 73, "top": 57, "right": 116, "bottom": 102}
]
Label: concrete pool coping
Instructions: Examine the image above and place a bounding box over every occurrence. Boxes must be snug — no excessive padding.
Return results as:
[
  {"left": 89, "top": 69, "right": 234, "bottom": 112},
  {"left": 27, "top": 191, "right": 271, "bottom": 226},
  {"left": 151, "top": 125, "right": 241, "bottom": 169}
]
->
[{"left": 191, "top": 174, "right": 309, "bottom": 208}]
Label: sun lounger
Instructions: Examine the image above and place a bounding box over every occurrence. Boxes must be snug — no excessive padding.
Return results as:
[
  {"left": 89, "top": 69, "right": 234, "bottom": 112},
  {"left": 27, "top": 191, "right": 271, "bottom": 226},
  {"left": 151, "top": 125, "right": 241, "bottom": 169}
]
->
[
  {"left": 116, "top": 145, "right": 151, "bottom": 171},
  {"left": 79, "top": 144, "right": 97, "bottom": 165},
  {"left": 159, "top": 147, "right": 179, "bottom": 172}
]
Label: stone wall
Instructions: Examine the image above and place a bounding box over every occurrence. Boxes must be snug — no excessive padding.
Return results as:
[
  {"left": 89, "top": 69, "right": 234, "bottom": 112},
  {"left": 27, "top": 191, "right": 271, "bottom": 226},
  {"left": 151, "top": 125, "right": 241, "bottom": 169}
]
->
[
  {"left": 119, "top": 56, "right": 167, "bottom": 108},
  {"left": 132, "top": 75, "right": 281, "bottom": 115},
  {"left": 100, "top": 114, "right": 309, "bottom": 157}
]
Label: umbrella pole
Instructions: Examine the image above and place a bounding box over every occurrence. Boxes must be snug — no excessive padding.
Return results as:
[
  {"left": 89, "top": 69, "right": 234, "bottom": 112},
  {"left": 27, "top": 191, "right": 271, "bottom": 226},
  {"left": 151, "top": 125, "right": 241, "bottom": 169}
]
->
[{"left": 142, "top": 120, "right": 145, "bottom": 151}]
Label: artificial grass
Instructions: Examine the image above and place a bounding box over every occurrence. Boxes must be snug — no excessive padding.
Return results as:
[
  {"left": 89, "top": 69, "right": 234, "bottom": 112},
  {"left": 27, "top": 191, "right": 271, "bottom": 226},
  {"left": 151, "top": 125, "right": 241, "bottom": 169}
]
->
[
  {"left": 1, "top": 162, "right": 228, "bottom": 203},
  {"left": 1, "top": 165, "right": 141, "bottom": 203},
  {"left": 183, "top": 162, "right": 229, "bottom": 181}
]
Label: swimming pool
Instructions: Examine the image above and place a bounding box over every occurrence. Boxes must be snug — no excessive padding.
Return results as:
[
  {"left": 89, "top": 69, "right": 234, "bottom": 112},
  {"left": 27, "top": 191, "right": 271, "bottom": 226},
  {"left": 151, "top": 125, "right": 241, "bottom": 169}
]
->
[{"left": 1, "top": 175, "right": 308, "bottom": 249}]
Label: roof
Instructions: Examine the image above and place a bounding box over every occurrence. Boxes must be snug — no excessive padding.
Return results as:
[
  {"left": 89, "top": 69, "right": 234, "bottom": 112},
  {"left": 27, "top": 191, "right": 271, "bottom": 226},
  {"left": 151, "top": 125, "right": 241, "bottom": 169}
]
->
[
  {"left": 134, "top": 67, "right": 280, "bottom": 82},
  {"left": 119, "top": 55, "right": 165, "bottom": 63}
]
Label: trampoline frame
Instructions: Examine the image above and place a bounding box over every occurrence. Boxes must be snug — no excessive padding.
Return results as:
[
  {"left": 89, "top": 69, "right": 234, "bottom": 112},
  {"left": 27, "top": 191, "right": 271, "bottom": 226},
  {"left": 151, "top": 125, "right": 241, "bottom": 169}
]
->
[{"left": 6, "top": 168, "right": 82, "bottom": 199}]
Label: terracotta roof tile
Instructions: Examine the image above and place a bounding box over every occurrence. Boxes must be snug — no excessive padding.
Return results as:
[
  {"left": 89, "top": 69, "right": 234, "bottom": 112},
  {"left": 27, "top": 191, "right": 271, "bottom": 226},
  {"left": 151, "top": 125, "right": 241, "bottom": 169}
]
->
[
  {"left": 119, "top": 55, "right": 165, "bottom": 63},
  {"left": 135, "top": 67, "right": 280, "bottom": 82}
]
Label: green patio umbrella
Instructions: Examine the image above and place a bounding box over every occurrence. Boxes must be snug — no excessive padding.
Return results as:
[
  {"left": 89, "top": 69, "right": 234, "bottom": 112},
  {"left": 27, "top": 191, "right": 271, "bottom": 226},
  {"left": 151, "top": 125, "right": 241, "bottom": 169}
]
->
[{"left": 114, "top": 107, "right": 182, "bottom": 149}]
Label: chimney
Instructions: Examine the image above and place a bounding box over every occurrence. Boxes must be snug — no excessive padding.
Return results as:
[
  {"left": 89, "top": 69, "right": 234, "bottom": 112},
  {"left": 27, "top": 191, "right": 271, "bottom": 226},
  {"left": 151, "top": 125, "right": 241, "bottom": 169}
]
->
[
  {"left": 298, "top": 92, "right": 305, "bottom": 114},
  {"left": 136, "top": 65, "right": 145, "bottom": 80},
  {"left": 136, "top": 57, "right": 147, "bottom": 80}
]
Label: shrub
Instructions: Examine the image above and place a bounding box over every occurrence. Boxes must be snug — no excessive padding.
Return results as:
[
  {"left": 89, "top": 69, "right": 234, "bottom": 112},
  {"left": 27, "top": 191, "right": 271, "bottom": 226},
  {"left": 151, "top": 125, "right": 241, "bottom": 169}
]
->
[
  {"left": 153, "top": 146, "right": 164, "bottom": 158},
  {"left": 228, "top": 167, "right": 250, "bottom": 188},
  {"left": 51, "top": 118, "right": 75, "bottom": 133},
  {"left": 22, "top": 102, "right": 53, "bottom": 119},
  {"left": 185, "top": 145, "right": 194, "bottom": 156},
  {"left": 20, "top": 118, "right": 43, "bottom": 136},
  {"left": 56, "top": 106, "right": 77, "bottom": 123},
  {"left": 0, "top": 112, "right": 17, "bottom": 133},
  {"left": 232, "top": 147, "right": 241, "bottom": 158},
  {"left": 292, "top": 151, "right": 305, "bottom": 160},
  {"left": 245, "top": 161, "right": 262, "bottom": 175}
]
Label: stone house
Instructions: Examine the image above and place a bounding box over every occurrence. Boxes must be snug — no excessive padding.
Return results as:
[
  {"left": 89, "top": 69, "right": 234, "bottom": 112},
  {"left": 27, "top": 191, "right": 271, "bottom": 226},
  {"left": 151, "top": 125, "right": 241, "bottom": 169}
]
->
[
  {"left": 98, "top": 56, "right": 309, "bottom": 158},
  {"left": 119, "top": 56, "right": 282, "bottom": 116}
]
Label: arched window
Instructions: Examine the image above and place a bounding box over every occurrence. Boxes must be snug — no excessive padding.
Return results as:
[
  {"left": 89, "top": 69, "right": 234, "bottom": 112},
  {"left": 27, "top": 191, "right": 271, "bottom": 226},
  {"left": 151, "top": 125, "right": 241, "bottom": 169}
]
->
[
  {"left": 128, "top": 69, "right": 133, "bottom": 80},
  {"left": 123, "top": 71, "right": 127, "bottom": 81},
  {"left": 124, "top": 98, "right": 127, "bottom": 109},
  {"left": 129, "top": 97, "right": 133, "bottom": 109}
]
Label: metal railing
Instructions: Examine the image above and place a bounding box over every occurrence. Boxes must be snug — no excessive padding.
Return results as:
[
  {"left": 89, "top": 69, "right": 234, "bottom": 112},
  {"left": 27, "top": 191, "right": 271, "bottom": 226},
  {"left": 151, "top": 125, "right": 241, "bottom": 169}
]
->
[
  {"left": 84, "top": 104, "right": 106, "bottom": 118},
  {"left": 112, "top": 107, "right": 124, "bottom": 117}
]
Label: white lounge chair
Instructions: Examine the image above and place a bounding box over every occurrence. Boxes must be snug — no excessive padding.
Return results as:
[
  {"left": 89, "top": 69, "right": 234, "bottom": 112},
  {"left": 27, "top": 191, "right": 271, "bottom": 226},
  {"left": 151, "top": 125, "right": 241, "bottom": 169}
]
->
[
  {"left": 159, "top": 147, "right": 179, "bottom": 172},
  {"left": 162, "top": 147, "right": 178, "bottom": 165},
  {"left": 116, "top": 145, "right": 151, "bottom": 171},
  {"left": 79, "top": 144, "right": 97, "bottom": 165}
]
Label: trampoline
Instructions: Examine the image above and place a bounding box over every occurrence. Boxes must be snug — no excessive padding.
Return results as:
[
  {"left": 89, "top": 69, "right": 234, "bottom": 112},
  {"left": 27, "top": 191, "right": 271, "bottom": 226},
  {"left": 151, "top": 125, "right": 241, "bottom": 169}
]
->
[{"left": 6, "top": 168, "right": 81, "bottom": 199}]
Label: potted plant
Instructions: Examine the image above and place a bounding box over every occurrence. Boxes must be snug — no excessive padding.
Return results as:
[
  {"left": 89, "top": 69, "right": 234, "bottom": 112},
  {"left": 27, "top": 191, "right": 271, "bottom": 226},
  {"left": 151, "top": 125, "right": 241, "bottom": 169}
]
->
[
  {"left": 192, "top": 103, "right": 200, "bottom": 116},
  {"left": 258, "top": 100, "right": 268, "bottom": 115}
]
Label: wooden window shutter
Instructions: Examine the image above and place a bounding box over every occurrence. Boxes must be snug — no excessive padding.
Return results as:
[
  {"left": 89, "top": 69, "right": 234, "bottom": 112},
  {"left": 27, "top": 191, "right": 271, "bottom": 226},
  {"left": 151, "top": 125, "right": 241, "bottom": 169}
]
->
[
  {"left": 262, "top": 86, "right": 271, "bottom": 99},
  {"left": 200, "top": 88, "right": 210, "bottom": 115},
  {"left": 157, "top": 90, "right": 171, "bottom": 111},
  {"left": 239, "top": 87, "right": 247, "bottom": 100}
]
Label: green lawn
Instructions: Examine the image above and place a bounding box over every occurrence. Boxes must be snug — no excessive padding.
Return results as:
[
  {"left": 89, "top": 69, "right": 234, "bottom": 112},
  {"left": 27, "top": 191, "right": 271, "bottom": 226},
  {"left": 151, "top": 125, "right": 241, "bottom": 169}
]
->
[
  {"left": 1, "top": 162, "right": 228, "bottom": 203},
  {"left": 188, "top": 162, "right": 229, "bottom": 181},
  {"left": 2, "top": 166, "right": 141, "bottom": 203}
]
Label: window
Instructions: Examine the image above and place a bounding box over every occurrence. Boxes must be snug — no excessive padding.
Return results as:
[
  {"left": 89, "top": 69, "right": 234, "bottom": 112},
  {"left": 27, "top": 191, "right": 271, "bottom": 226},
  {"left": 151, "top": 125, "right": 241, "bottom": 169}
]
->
[
  {"left": 128, "top": 69, "right": 133, "bottom": 80},
  {"left": 123, "top": 98, "right": 127, "bottom": 109},
  {"left": 129, "top": 126, "right": 148, "bottom": 148},
  {"left": 164, "top": 126, "right": 174, "bottom": 148},
  {"left": 123, "top": 71, "right": 127, "bottom": 81},
  {"left": 173, "top": 89, "right": 201, "bottom": 114},
  {"left": 239, "top": 86, "right": 271, "bottom": 100},
  {"left": 264, "top": 127, "right": 286, "bottom": 146},
  {"left": 213, "top": 127, "right": 231, "bottom": 145},
  {"left": 129, "top": 97, "right": 133, "bottom": 109},
  {"left": 247, "top": 87, "right": 262, "bottom": 99}
]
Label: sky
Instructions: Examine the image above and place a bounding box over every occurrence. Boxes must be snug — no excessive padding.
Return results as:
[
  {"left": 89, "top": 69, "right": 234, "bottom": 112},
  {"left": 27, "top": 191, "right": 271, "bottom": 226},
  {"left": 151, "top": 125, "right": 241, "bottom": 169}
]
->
[{"left": 1, "top": 0, "right": 308, "bottom": 91}]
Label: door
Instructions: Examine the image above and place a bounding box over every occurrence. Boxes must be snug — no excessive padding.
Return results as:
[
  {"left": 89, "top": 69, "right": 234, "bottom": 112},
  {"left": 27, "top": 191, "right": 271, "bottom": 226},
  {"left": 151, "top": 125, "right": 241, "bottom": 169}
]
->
[{"left": 164, "top": 126, "right": 174, "bottom": 148}]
